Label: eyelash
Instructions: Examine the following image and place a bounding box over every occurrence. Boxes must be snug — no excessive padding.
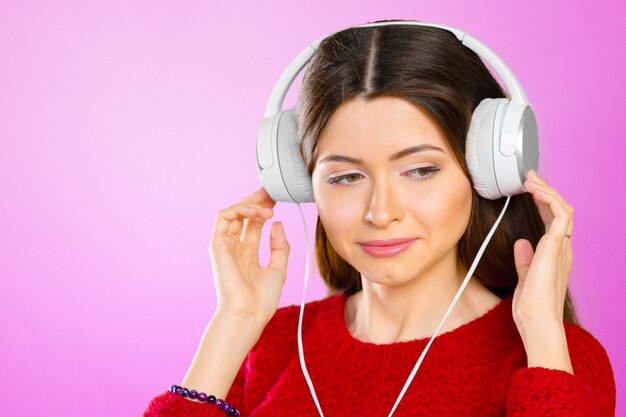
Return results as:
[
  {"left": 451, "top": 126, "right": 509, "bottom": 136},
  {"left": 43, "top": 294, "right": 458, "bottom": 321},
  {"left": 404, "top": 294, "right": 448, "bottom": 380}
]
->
[{"left": 327, "top": 166, "right": 441, "bottom": 187}]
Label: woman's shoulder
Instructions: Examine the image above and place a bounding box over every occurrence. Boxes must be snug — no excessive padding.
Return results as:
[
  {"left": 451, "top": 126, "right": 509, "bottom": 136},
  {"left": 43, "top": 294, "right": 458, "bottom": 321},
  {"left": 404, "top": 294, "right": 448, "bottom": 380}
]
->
[
  {"left": 251, "top": 293, "right": 344, "bottom": 352},
  {"left": 268, "top": 293, "right": 343, "bottom": 328}
]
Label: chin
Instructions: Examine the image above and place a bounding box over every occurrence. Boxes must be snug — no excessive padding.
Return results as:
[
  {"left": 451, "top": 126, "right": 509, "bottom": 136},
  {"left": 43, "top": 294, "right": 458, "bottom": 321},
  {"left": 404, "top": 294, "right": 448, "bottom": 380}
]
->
[{"left": 359, "top": 264, "right": 424, "bottom": 286}]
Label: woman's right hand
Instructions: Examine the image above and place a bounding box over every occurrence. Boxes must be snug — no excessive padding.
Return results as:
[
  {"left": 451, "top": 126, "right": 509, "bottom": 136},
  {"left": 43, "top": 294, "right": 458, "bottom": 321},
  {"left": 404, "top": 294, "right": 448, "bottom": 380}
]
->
[{"left": 208, "top": 186, "right": 290, "bottom": 326}]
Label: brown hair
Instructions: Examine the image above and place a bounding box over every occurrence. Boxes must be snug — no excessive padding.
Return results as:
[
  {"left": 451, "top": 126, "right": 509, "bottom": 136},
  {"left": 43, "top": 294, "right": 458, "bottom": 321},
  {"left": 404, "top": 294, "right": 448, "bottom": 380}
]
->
[{"left": 295, "top": 19, "right": 581, "bottom": 326}]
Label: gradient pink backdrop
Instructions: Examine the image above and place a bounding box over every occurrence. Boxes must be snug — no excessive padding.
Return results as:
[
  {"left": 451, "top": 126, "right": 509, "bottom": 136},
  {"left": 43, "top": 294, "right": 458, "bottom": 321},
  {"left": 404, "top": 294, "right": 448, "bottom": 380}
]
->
[{"left": 1, "top": 1, "right": 623, "bottom": 415}]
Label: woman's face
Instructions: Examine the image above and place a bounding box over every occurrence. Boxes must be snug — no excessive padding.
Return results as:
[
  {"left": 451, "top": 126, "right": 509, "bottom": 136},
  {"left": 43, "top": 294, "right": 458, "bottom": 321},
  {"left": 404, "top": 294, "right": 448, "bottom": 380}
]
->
[{"left": 311, "top": 95, "right": 473, "bottom": 286}]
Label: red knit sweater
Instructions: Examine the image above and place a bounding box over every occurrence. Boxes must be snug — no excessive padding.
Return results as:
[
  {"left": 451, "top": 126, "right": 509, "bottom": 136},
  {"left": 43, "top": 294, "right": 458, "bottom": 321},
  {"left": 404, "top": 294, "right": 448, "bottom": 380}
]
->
[{"left": 142, "top": 292, "right": 616, "bottom": 416}]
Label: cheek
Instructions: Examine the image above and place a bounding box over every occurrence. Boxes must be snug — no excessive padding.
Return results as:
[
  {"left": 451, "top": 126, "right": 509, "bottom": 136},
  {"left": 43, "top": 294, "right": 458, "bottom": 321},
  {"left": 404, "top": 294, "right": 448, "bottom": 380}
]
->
[
  {"left": 315, "top": 188, "right": 359, "bottom": 236},
  {"left": 406, "top": 176, "right": 473, "bottom": 237},
  {"left": 314, "top": 173, "right": 357, "bottom": 222},
  {"left": 313, "top": 182, "right": 364, "bottom": 256}
]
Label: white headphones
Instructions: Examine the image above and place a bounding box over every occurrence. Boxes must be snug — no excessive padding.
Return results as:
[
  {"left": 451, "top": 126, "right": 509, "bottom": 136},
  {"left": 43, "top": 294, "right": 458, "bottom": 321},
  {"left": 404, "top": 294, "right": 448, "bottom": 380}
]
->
[
  {"left": 256, "top": 20, "right": 539, "bottom": 203},
  {"left": 254, "top": 20, "right": 538, "bottom": 417}
]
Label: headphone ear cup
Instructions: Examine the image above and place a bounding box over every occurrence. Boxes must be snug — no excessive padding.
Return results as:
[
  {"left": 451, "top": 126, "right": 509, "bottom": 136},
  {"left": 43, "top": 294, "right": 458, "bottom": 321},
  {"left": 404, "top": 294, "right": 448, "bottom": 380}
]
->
[
  {"left": 256, "top": 108, "right": 313, "bottom": 203},
  {"left": 465, "top": 98, "right": 507, "bottom": 200},
  {"left": 257, "top": 107, "right": 312, "bottom": 203},
  {"left": 276, "top": 107, "right": 314, "bottom": 203}
]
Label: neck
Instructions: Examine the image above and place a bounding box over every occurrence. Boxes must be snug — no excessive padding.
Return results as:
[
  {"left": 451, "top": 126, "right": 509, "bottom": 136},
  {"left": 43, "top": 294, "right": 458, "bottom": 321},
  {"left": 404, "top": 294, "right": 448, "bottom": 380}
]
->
[{"left": 345, "top": 251, "right": 500, "bottom": 344}]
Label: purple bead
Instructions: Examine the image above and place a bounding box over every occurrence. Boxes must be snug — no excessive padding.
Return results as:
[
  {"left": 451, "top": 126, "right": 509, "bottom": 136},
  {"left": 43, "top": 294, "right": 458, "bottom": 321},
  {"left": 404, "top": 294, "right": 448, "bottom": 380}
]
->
[
  {"left": 188, "top": 390, "right": 198, "bottom": 399},
  {"left": 169, "top": 384, "right": 178, "bottom": 393},
  {"left": 217, "top": 400, "right": 231, "bottom": 411},
  {"left": 198, "top": 392, "right": 208, "bottom": 401},
  {"left": 207, "top": 395, "right": 217, "bottom": 403},
  {"left": 175, "top": 386, "right": 182, "bottom": 394},
  {"left": 180, "top": 388, "right": 189, "bottom": 397},
  {"left": 228, "top": 408, "right": 240, "bottom": 417}
]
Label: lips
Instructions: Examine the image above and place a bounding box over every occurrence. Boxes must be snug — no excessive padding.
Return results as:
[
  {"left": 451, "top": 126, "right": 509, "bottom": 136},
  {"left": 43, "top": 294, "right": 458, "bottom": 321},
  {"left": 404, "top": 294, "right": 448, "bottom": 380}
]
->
[
  {"left": 358, "top": 238, "right": 417, "bottom": 257},
  {"left": 359, "top": 238, "right": 416, "bottom": 247}
]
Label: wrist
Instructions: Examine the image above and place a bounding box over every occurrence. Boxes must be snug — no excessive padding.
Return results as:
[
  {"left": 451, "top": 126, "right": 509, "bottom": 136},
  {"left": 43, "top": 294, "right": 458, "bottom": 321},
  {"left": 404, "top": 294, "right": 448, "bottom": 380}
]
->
[
  {"left": 521, "top": 321, "right": 574, "bottom": 374},
  {"left": 180, "top": 312, "right": 267, "bottom": 400},
  {"left": 170, "top": 385, "right": 241, "bottom": 416},
  {"left": 212, "top": 309, "right": 268, "bottom": 345},
  {"left": 215, "top": 300, "right": 275, "bottom": 323}
]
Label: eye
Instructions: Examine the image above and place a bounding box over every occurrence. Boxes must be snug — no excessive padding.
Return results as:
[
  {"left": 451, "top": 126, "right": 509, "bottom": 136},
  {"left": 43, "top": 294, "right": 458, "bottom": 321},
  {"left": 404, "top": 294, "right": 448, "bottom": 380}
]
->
[
  {"left": 404, "top": 166, "right": 440, "bottom": 181},
  {"left": 327, "top": 166, "right": 440, "bottom": 187},
  {"left": 327, "top": 173, "right": 363, "bottom": 186}
]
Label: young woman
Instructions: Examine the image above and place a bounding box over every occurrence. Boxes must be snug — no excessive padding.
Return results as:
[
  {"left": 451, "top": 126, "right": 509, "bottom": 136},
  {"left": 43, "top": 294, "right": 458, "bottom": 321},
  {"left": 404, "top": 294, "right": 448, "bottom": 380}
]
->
[{"left": 142, "top": 21, "right": 615, "bottom": 416}]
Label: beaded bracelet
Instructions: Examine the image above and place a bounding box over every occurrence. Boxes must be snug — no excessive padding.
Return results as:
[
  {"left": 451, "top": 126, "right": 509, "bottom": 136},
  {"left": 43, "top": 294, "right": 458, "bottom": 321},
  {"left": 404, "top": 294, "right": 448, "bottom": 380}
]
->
[{"left": 170, "top": 384, "right": 241, "bottom": 416}]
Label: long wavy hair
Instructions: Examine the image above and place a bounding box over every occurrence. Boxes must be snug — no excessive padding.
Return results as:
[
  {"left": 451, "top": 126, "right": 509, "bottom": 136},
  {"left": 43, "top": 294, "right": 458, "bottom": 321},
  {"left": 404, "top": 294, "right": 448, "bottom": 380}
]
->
[{"left": 295, "top": 19, "right": 581, "bottom": 326}]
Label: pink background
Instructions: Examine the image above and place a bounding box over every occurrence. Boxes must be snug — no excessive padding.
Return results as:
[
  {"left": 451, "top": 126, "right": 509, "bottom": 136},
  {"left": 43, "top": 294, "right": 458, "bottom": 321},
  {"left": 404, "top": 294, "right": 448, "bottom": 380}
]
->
[{"left": 1, "top": 1, "right": 623, "bottom": 415}]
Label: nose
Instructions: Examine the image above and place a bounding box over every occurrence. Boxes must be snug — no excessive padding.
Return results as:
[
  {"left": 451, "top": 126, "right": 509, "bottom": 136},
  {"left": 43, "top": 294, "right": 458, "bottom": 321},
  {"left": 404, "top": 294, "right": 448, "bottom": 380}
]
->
[{"left": 363, "top": 176, "right": 404, "bottom": 228}]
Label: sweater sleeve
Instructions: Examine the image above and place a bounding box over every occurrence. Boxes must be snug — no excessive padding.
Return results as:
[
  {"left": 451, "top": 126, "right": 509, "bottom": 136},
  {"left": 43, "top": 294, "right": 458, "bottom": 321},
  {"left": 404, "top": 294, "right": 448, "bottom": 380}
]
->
[
  {"left": 505, "top": 323, "right": 616, "bottom": 416},
  {"left": 141, "top": 355, "right": 249, "bottom": 417}
]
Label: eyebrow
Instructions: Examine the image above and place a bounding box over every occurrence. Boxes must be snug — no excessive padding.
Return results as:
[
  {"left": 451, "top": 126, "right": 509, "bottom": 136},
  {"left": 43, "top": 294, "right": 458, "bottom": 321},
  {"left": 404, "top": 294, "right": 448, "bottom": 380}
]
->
[{"left": 317, "top": 144, "right": 445, "bottom": 165}]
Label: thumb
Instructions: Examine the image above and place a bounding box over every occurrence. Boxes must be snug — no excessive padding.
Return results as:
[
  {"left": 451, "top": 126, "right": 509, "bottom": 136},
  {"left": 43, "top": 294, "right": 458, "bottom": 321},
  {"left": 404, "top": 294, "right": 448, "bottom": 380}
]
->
[
  {"left": 514, "top": 239, "right": 534, "bottom": 286},
  {"left": 267, "top": 221, "right": 290, "bottom": 274}
]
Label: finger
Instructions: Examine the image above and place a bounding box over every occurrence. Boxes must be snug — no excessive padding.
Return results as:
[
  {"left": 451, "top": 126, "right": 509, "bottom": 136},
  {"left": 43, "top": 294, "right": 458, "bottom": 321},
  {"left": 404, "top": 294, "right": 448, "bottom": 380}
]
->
[
  {"left": 527, "top": 171, "right": 574, "bottom": 220},
  {"left": 524, "top": 179, "right": 571, "bottom": 236},
  {"left": 566, "top": 205, "right": 574, "bottom": 236},
  {"left": 514, "top": 239, "right": 534, "bottom": 285},
  {"left": 231, "top": 187, "right": 277, "bottom": 236},
  {"left": 529, "top": 172, "right": 575, "bottom": 300},
  {"left": 226, "top": 204, "right": 274, "bottom": 238},
  {"left": 525, "top": 179, "right": 557, "bottom": 232},
  {"left": 213, "top": 203, "right": 273, "bottom": 239},
  {"left": 563, "top": 215, "right": 573, "bottom": 252},
  {"left": 562, "top": 209, "right": 574, "bottom": 281},
  {"left": 240, "top": 186, "right": 277, "bottom": 208},
  {"left": 563, "top": 238, "right": 573, "bottom": 296},
  {"left": 527, "top": 185, "right": 571, "bottom": 238},
  {"left": 526, "top": 170, "right": 570, "bottom": 205},
  {"left": 241, "top": 205, "right": 274, "bottom": 251},
  {"left": 267, "top": 221, "right": 290, "bottom": 274}
]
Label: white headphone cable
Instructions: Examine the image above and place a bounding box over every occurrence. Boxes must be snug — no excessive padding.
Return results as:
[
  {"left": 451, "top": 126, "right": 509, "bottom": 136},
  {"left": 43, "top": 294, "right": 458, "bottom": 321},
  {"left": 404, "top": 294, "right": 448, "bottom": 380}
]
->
[{"left": 294, "top": 203, "right": 322, "bottom": 414}]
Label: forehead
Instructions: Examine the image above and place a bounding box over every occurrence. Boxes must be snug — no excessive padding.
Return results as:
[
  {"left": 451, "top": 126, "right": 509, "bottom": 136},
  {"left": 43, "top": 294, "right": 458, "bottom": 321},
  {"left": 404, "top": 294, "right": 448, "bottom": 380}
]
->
[{"left": 316, "top": 95, "right": 451, "bottom": 155}]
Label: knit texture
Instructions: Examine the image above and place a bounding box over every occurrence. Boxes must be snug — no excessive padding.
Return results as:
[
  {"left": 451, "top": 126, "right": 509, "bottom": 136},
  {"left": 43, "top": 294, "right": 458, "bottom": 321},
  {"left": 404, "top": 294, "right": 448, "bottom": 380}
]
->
[{"left": 142, "top": 292, "right": 616, "bottom": 416}]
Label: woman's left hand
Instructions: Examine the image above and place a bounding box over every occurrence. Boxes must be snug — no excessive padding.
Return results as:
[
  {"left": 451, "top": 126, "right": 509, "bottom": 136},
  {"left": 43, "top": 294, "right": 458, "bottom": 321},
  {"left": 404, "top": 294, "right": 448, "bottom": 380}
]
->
[{"left": 512, "top": 169, "right": 574, "bottom": 331}]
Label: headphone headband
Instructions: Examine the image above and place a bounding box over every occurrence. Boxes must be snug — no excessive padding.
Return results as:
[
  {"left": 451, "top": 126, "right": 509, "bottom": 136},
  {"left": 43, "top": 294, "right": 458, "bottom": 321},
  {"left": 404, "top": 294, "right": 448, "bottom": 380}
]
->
[
  {"left": 264, "top": 20, "right": 528, "bottom": 118},
  {"left": 257, "top": 19, "right": 539, "bottom": 203}
]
